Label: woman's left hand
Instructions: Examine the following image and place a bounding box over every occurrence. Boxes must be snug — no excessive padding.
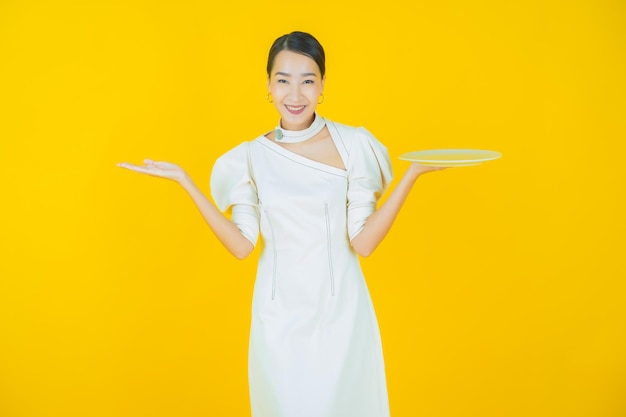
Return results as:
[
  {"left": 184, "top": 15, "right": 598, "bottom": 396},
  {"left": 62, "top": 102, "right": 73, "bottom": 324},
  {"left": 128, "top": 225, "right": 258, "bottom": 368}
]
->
[{"left": 408, "top": 163, "right": 448, "bottom": 177}]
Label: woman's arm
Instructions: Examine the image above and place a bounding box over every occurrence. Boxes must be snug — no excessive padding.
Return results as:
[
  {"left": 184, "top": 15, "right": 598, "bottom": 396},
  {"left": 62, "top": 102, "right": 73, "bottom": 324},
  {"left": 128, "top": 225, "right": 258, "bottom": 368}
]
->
[
  {"left": 117, "top": 159, "right": 254, "bottom": 260},
  {"left": 350, "top": 163, "right": 445, "bottom": 257}
]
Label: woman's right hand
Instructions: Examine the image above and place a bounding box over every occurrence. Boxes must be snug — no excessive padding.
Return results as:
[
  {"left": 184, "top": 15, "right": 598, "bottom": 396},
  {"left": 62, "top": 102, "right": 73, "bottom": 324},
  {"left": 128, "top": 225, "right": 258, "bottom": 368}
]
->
[{"left": 117, "top": 159, "right": 187, "bottom": 183}]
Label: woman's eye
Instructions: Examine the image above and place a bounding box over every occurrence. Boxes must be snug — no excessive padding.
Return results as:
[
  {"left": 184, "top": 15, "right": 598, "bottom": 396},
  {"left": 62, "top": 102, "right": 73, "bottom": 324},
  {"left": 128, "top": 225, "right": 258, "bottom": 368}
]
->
[
  {"left": 277, "top": 79, "right": 287, "bottom": 84},
  {"left": 303, "top": 80, "right": 314, "bottom": 84}
]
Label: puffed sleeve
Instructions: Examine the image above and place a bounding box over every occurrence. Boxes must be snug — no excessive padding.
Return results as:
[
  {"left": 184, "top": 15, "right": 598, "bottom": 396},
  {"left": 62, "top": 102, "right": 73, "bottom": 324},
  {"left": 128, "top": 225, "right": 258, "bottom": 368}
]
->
[
  {"left": 210, "top": 142, "right": 260, "bottom": 246},
  {"left": 347, "top": 127, "right": 393, "bottom": 241}
]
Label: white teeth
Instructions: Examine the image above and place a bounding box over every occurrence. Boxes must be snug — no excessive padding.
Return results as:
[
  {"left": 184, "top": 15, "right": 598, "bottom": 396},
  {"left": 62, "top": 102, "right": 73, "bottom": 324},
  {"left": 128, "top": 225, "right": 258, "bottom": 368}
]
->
[{"left": 286, "top": 105, "right": 305, "bottom": 110}]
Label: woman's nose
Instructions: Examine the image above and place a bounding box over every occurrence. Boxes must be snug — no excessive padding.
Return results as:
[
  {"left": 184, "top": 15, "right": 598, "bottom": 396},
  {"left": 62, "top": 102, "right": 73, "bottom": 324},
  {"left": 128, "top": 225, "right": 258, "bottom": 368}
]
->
[{"left": 288, "top": 84, "right": 301, "bottom": 100}]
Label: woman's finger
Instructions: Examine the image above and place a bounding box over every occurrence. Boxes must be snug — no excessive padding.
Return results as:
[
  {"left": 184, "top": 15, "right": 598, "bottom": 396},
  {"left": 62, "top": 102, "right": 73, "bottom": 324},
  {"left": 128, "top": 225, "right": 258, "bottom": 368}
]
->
[
  {"left": 117, "top": 162, "right": 137, "bottom": 170},
  {"left": 117, "top": 163, "right": 149, "bottom": 174}
]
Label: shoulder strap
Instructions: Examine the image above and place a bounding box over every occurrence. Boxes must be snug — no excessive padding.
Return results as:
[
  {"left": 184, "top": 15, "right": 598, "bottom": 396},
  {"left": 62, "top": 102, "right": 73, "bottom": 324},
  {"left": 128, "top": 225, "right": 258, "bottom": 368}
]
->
[{"left": 325, "top": 119, "right": 350, "bottom": 167}]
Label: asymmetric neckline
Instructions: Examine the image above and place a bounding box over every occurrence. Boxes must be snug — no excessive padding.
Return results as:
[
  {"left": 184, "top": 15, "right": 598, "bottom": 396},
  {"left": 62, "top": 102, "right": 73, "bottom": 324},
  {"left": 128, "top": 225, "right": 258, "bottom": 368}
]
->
[{"left": 257, "top": 119, "right": 348, "bottom": 176}]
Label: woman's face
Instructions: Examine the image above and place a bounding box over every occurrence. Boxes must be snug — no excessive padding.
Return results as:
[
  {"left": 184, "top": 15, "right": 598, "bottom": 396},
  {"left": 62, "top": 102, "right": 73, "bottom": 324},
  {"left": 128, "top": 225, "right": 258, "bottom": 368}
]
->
[{"left": 267, "top": 50, "right": 325, "bottom": 131}]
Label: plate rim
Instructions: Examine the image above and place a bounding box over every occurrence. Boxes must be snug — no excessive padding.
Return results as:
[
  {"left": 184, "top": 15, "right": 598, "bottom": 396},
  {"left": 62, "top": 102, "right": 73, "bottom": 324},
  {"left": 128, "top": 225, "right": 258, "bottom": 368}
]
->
[{"left": 398, "top": 149, "right": 502, "bottom": 163}]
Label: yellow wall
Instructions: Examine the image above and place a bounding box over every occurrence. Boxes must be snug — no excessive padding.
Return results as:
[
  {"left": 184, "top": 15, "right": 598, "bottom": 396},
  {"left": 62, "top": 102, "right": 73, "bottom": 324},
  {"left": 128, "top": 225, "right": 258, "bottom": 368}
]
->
[{"left": 1, "top": 1, "right": 624, "bottom": 416}]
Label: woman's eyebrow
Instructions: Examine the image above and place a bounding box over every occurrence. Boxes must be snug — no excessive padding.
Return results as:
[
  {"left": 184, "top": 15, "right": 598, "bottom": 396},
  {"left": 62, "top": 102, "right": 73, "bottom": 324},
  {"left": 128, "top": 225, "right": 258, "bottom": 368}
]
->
[{"left": 274, "top": 72, "right": 317, "bottom": 77}]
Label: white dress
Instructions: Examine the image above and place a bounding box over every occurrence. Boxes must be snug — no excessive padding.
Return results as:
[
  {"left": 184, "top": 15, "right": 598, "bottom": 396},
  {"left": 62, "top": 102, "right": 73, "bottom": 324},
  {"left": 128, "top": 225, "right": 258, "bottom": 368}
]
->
[{"left": 210, "top": 118, "right": 393, "bottom": 417}]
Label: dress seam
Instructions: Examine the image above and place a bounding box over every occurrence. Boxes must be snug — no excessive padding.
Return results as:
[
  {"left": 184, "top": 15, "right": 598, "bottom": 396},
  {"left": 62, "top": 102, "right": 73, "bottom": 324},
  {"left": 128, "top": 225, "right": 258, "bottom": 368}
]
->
[{"left": 255, "top": 138, "right": 348, "bottom": 178}]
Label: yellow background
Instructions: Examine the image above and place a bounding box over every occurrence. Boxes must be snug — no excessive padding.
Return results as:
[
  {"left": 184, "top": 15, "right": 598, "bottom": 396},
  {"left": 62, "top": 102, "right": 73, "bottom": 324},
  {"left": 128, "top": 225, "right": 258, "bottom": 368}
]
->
[{"left": 1, "top": 1, "right": 625, "bottom": 416}]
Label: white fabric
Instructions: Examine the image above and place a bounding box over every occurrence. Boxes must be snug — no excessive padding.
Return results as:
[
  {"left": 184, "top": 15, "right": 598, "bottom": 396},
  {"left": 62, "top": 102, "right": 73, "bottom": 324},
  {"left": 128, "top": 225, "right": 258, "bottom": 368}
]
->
[
  {"left": 211, "top": 119, "right": 393, "bottom": 417},
  {"left": 210, "top": 142, "right": 260, "bottom": 246}
]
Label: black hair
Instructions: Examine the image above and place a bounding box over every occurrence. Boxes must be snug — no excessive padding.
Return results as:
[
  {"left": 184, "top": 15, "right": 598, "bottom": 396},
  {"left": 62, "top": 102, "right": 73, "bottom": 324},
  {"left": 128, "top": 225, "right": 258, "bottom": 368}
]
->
[{"left": 266, "top": 31, "right": 326, "bottom": 78}]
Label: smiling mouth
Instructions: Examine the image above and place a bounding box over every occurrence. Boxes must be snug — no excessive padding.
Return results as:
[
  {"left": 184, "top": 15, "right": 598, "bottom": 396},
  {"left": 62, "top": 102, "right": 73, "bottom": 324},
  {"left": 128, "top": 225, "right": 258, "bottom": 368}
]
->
[{"left": 285, "top": 105, "right": 306, "bottom": 114}]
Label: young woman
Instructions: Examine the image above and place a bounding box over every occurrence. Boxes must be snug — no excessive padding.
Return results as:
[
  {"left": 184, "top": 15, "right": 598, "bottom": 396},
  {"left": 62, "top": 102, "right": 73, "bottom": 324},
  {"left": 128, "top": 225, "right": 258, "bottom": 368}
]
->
[{"left": 118, "top": 31, "right": 444, "bottom": 417}]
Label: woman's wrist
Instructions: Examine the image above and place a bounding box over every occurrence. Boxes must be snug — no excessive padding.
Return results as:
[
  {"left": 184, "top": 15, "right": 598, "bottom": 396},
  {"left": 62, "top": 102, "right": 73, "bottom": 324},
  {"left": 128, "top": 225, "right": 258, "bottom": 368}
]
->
[
  {"left": 178, "top": 172, "right": 195, "bottom": 190},
  {"left": 406, "top": 164, "right": 424, "bottom": 181}
]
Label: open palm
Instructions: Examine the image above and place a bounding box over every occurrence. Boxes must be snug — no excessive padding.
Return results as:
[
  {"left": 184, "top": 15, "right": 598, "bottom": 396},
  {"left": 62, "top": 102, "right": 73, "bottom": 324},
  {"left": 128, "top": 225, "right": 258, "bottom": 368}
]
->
[{"left": 117, "top": 159, "right": 186, "bottom": 182}]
